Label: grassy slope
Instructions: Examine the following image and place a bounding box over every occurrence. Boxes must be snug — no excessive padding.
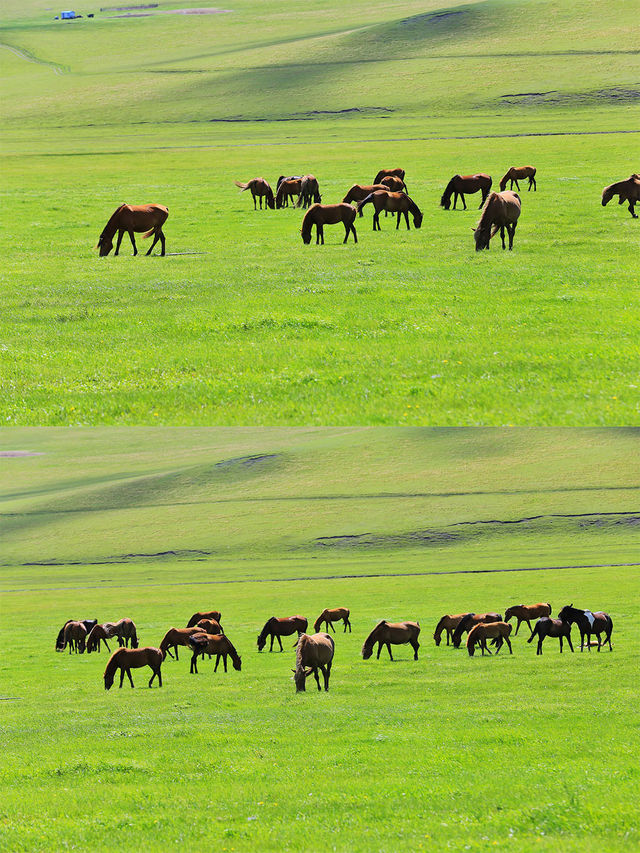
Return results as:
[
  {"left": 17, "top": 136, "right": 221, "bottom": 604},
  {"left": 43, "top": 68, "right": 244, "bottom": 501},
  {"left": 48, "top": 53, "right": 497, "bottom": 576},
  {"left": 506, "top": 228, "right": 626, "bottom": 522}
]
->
[{"left": 1, "top": 428, "right": 639, "bottom": 851}]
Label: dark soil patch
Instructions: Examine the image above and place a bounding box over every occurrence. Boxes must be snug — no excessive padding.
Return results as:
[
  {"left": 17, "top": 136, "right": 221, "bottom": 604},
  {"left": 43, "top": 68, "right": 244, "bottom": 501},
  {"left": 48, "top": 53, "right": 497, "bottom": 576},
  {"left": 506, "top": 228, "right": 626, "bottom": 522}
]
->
[{"left": 0, "top": 451, "right": 44, "bottom": 458}]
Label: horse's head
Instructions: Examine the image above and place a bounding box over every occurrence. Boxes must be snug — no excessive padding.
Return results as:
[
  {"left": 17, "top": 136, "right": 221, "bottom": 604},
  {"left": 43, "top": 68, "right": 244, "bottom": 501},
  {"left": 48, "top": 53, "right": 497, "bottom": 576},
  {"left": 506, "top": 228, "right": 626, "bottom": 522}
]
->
[
  {"left": 131, "top": 635, "right": 139, "bottom": 649},
  {"left": 293, "top": 666, "right": 312, "bottom": 692},
  {"left": 504, "top": 607, "right": 513, "bottom": 622},
  {"left": 413, "top": 210, "right": 423, "bottom": 229},
  {"left": 433, "top": 633, "right": 441, "bottom": 646},
  {"left": 233, "top": 655, "right": 242, "bottom": 671},
  {"left": 361, "top": 641, "right": 373, "bottom": 660},
  {"left": 601, "top": 186, "right": 614, "bottom": 207},
  {"left": 266, "top": 191, "right": 275, "bottom": 210},
  {"left": 256, "top": 634, "right": 266, "bottom": 651},
  {"left": 104, "top": 672, "right": 114, "bottom": 690},
  {"left": 440, "top": 195, "right": 451, "bottom": 210},
  {"left": 97, "top": 233, "right": 113, "bottom": 256},
  {"left": 473, "top": 225, "right": 490, "bottom": 251}
]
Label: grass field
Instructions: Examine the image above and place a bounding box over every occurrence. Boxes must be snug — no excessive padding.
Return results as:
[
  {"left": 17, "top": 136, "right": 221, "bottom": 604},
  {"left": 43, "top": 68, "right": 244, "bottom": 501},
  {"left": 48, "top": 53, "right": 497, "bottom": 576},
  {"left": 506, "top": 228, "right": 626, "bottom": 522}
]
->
[
  {"left": 1, "top": 0, "right": 639, "bottom": 424},
  {"left": 1, "top": 428, "right": 639, "bottom": 850}
]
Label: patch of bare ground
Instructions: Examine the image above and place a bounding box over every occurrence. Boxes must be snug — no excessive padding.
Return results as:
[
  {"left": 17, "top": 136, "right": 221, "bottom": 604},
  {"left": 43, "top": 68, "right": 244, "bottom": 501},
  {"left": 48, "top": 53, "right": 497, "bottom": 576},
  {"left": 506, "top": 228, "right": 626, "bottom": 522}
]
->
[{"left": 0, "top": 451, "right": 44, "bottom": 458}]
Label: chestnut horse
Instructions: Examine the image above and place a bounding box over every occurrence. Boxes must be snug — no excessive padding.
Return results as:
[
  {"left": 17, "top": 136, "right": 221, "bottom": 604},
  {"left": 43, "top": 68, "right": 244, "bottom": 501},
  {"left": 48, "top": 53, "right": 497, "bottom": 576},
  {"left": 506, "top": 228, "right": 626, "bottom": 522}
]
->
[
  {"left": 195, "top": 618, "right": 224, "bottom": 635},
  {"left": 314, "top": 608, "right": 351, "bottom": 633},
  {"left": 343, "top": 184, "right": 389, "bottom": 216},
  {"left": 527, "top": 617, "right": 574, "bottom": 655},
  {"left": 500, "top": 166, "right": 537, "bottom": 192},
  {"left": 433, "top": 613, "right": 466, "bottom": 646},
  {"left": 103, "top": 618, "right": 138, "bottom": 648},
  {"left": 55, "top": 619, "right": 96, "bottom": 650},
  {"left": 63, "top": 621, "right": 87, "bottom": 654},
  {"left": 558, "top": 605, "right": 613, "bottom": 651},
  {"left": 374, "top": 168, "right": 406, "bottom": 190},
  {"left": 467, "top": 621, "right": 513, "bottom": 656},
  {"left": 293, "top": 633, "right": 335, "bottom": 692},
  {"left": 187, "top": 610, "right": 222, "bottom": 628},
  {"left": 301, "top": 203, "right": 357, "bottom": 245},
  {"left": 440, "top": 174, "right": 492, "bottom": 210},
  {"left": 357, "top": 191, "right": 423, "bottom": 231},
  {"left": 276, "top": 177, "right": 302, "bottom": 209},
  {"left": 473, "top": 191, "right": 521, "bottom": 251},
  {"left": 188, "top": 633, "right": 242, "bottom": 674},
  {"left": 86, "top": 624, "right": 112, "bottom": 654},
  {"left": 159, "top": 626, "right": 205, "bottom": 660},
  {"left": 234, "top": 178, "right": 275, "bottom": 210},
  {"left": 103, "top": 647, "right": 164, "bottom": 689},
  {"left": 504, "top": 603, "right": 552, "bottom": 636},
  {"left": 601, "top": 174, "right": 640, "bottom": 218},
  {"left": 96, "top": 203, "right": 168, "bottom": 256},
  {"left": 296, "top": 175, "right": 322, "bottom": 209},
  {"left": 380, "top": 174, "right": 407, "bottom": 193},
  {"left": 257, "top": 616, "right": 308, "bottom": 651},
  {"left": 452, "top": 613, "right": 502, "bottom": 648},
  {"left": 362, "top": 620, "right": 420, "bottom": 661}
]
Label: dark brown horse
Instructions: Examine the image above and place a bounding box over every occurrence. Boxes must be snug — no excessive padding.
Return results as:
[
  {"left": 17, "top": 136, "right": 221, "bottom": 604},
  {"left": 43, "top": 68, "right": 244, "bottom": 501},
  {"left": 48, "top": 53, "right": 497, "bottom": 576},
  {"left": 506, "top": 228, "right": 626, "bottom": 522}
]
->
[
  {"left": 500, "top": 166, "right": 537, "bottom": 192},
  {"left": 103, "top": 618, "right": 139, "bottom": 648},
  {"left": 63, "top": 621, "right": 87, "bottom": 654},
  {"left": 296, "top": 175, "right": 322, "bottom": 209},
  {"left": 188, "top": 633, "right": 242, "bottom": 674},
  {"left": 342, "top": 184, "right": 389, "bottom": 216},
  {"left": 473, "top": 191, "right": 521, "bottom": 251},
  {"left": 257, "top": 616, "right": 308, "bottom": 651},
  {"left": 527, "top": 617, "right": 574, "bottom": 655},
  {"left": 195, "top": 618, "right": 224, "bottom": 635},
  {"left": 276, "top": 178, "right": 302, "bottom": 209},
  {"left": 504, "top": 603, "right": 551, "bottom": 636},
  {"left": 357, "top": 191, "right": 423, "bottom": 231},
  {"left": 433, "top": 613, "right": 467, "bottom": 646},
  {"left": 558, "top": 605, "right": 613, "bottom": 651},
  {"left": 55, "top": 619, "right": 96, "bottom": 651},
  {"left": 301, "top": 203, "right": 357, "bottom": 245},
  {"left": 159, "top": 626, "right": 205, "bottom": 660},
  {"left": 187, "top": 610, "right": 222, "bottom": 628},
  {"left": 86, "top": 624, "right": 112, "bottom": 654},
  {"left": 602, "top": 174, "right": 640, "bottom": 218},
  {"left": 293, "top": 633, "right": 335, "bottom": 692},
  {"left": 452, "top": 613, "right": 502, "bottom": 648},
  {"left": 314, "top": 608, "right": 351, "bottom": 633},
  {"left": 104, "top": 647, "right": 164, "bottom": 689},
  {"left": 440, "top": 174, "right": 492, "bottom": 210},
  {"left": 361, "top": 620, "right": 420, "bottom": 661},
  {"left": 96, "top": 204, "right": 168, "bottom": 256},
  {"left": 234, "top": 178, "right": 275, "bottom": 210},
  {"left": 374, "top": 168, "right": 406, "bottom": 190},
  {"left": 467, "top": 621, "right": 513, "bottom": 656}
]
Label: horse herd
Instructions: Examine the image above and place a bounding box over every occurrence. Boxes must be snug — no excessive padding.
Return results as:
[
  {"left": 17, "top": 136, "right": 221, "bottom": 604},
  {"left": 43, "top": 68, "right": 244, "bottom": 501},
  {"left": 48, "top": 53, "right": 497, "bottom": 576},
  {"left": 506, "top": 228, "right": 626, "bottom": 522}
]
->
[
  {"left": 95, "top": 168, "right": 639, "bottom": 256},
  {"left": 55, "top": 601, "right": 613, "bottom": 694}
]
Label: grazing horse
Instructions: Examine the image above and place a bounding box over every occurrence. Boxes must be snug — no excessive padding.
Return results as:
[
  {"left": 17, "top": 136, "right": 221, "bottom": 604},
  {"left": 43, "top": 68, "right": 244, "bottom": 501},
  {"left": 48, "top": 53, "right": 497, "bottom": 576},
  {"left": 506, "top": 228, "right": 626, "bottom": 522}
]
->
[
  {"left": 374, "top": 168, "right": 406, "bottom": 190},
  {"left": 187, "top": 610, "right": 222, "bottom": 628},
  {"left": 103, "top": 618, "right": 139, "bottom": 648},
  {"left": 500, "top": 166, "right": 537, "bottom": 192},
  {"left": 361, "top": 620, "right": 420, "bottom": 661},
  {"left": 159, "top": 626, "right": 205, "bottom": 661},
  {"left": 301, "top": 203, "right": 357, "bottom": 245},
  {"left": 601, "top": 174, "right": 640, "bottom": 218},
  {"left": 473, "top": 191, "right": 521, "bottom": 251},
  {"left": 558, "top": 605, "right": 613, "bottom": 651},
  {"left": 380, "top": 175, "right": 407, "bottom": 193},
  {"left": 504, "top": 603, "right": 552, "bottom": 636},
  {"left": 103, "top": 647, "right": 164, "bottom": 689},
  {"left": 342, "top": 184, "right": 389, "bottom": 215},
  {"left": 296, "top": 175, "right": 322, "bottom": 209},
  {"left": 234, "top": 178, "right": 275, "bottom": 210},
  {"left": 195, "top": 618, "right": 224, "bottom": 635},
  {"left": 467, "top": 621, "right": 513, "bottom": 656},
  {"left": 440, "top": 174, "right": 492, "bottom": 210},
  {"left": 188, "top": 633, "right": 242, "bottom": 674},
  {"left": 293, "top": 633, "right": 335, "bottom": 692},
  {"left": 257, "top": 616, "right": 308, "bottom": 651},
  {"left": 276, "top": 178, "right": 302, "bottom": 209},
  {"left": 86, "top": 624, "right": 113, "bottom": 654},
  {"left": 63, "top": 621, "right": 87, "bottom": 654},
  {"left": 451, "top": 613, "right": 502, "bottom": 648},
  {"left": 433, "top": 613, "right": 467, "bottom": 646},
  {"left": 55, "top": 619, "right": 96, "bottom": 651},
  {"left": 357, "top": 191, "right": 423, "bottom": 231},
  {"left": 314, "top": 608, "right": 351, "bottom": 633},
  {"left": 527, "top": 617, "right": 574, "bottom": 655},
  {"left": 96, "top": 203, "right": 168, "bottom": 257}
]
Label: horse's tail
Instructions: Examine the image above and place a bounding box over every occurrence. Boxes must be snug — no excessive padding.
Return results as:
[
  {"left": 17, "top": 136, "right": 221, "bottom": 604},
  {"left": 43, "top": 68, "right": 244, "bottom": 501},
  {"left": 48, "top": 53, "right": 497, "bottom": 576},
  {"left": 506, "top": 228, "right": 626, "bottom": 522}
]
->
[
  {"left": 440, "top": 177, "right": 456, "bottom": 208},
  {"left": 357, "top": 193, "right": 375, "bottom": 214},
  {"left": 234, "top": 180, "right": 250, "bottom": 191},
  {"left": 527, "top": 622, "right": 539, "bottom": 643},
  {"left": 142, "top": 228, "right": 155, "bottom": 239}
]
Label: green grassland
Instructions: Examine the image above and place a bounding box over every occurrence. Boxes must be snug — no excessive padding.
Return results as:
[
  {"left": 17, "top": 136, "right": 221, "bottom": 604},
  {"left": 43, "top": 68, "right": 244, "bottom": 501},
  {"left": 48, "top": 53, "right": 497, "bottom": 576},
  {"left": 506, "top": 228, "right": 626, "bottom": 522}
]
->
[
  {"left": 1, "top": 0, "right": 639, "bottom": 424},
  {"left": 1, "top": 428, "right": 639, "bottom": 850}
]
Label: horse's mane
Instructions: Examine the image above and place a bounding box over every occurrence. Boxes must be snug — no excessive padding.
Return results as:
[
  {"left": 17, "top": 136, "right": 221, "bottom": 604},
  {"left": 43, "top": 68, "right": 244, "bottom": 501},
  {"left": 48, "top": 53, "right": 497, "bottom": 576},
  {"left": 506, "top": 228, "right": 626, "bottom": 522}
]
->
[
  {"left": 104, "top": 646, "right": 124, "bottom": 679},
  {"left": 440, "top": 176, "right": 459, "bottom": 207},
  {"left": 476, "top": 192, "right": 499, "bottom": 230},
  {"left": 295, "top": 634, "right": 309, "bottom": 670},
  {"left": 407, "top": 196, "right": 421, "bottom": 217}
]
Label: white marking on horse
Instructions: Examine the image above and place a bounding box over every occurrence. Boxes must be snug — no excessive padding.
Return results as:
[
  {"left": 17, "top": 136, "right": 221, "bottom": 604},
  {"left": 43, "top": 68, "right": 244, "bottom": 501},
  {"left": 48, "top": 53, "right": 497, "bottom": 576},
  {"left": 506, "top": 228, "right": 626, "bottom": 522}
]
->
[{"left": 584, "top": 610, "right": 595, "bottom": 627}]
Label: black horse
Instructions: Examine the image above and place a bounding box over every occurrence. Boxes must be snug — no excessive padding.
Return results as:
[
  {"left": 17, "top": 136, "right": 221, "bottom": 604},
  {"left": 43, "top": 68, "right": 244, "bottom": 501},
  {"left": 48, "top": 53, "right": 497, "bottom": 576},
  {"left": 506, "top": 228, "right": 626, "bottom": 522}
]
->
[
  {"left": 557, "top": 605, "right": 613, "bottom": 651},
  {"left": 527, "top": 617, "right": 574, "bottom": 655}
]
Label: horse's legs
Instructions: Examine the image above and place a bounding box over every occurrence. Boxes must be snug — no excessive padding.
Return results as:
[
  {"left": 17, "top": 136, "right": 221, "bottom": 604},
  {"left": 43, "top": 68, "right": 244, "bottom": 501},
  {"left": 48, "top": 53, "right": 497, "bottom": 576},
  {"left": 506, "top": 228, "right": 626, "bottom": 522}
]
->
[
  {"left": 514, "top": 619, "right": 520, "bottom": 636},
  {"left": 566, "top": 633, "right": 574, "bottom": 653},
  {"left": 313, "top": 667, "right": 321, "bottom": 691},
  {"left": 324, "top": 662, "right": 331, "bottom": 691},
  {"left": 537, "top": 636, "right": 543, "bottom": 655},
  {"left": 277, "top": 635, "right": 283, "bottom": 652},
  {"left": 214, "top": 655, "right": 220, "bottom": 672},
  {"left": 343, "top": 224, "right": 350, "bottom": 244},
  {"left": 410, "top": 639, "right": 419, "bottom": 660},
  {"left": 500, "top": 225, "right": 506, "bottom": 250},
  {"left": 508, "top": 223, "right": 516, "bottom": 250},
  {"left": 404, "top": 211, "right": 410, "bottom": 230},
  {"left": 505, "top": 636, "right": 513, "bottom": 654},
  {"left": 328, "top": 621, "right": 336, "bottom": 632},
  {"left": 319, "top": 225, "right": 324, "bottom": 245},
  {"left": 628, "top": 200, "right": 637, "bottom": 218},
  {"left": 159, "top": 230, "right": 166, "bottom": 256},
  {"left": 128, "top": 231, "right": 137, "bottom": 255},
  {"left": 190, "top": 652, "right": 198, "bottom": 674},
  {"left": 223, "top": 654, "right": 228, "bottom": 673},
  {"left": 386, "top": 642, "right": 394, "bottom": 661},
  {"left": 373, "top": 212, "right": 380, "bottom": 231},
  {"left": 351, "top": 224, "right": 357, "bottom": 243},
  {"left": 376, "top": 642, "right": 382, "bottom": 660},
  {"left": 114, "top": 230, "right": 124, "bottom": 256},
  {"left": 146, "top": 231, "right": 161, "bottom": 256}
]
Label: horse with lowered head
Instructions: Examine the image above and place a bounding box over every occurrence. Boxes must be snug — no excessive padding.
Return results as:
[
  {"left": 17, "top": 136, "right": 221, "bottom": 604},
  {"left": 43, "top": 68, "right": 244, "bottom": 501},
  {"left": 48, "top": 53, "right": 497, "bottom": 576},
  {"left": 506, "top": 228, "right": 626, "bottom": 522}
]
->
[
  {"left": 357, "top": 191, "right": 423, "bottom": 231},
  {"left": 558, "top": 604, "right": 613, "bottom": 651},
  {"left": 96, "top": 204, "right": 168, "bottom": 257},
  {"left": 452, "top": 613, "right": 502, "bottom": 648},
  {"left": 188, "top": 633, "right": 242, "bottom": 674},
  {"left": 314, "top": 608, "right": 351, "bottom": 633},
  {"left": 433, "top": 613, "right": 467, "bottom": 646},
  {"left": 63, "top": 621, "right": 87, "bottom": 654},
  {"left": 276, "top": 177, "right": 302, "bottom": 209},
  {"left": 104, "top": 647, "right": 164, "bottom": 689},
  {"left": 296, "top": 175, "right": 321, "bottom": 209},
  {"left": 56, "top": 619, "right": 97, "bottom": 651},
  {"left": 441, "top": 174, "right": 492, "bottom": 210},
  {"left": 160, "top": 626, "right": 207, "bottom": 661},
  {"left": 257, "top": 615, "right": 308, "bottom": 651},
  {"left": 343, "top": 184, "right": 389, "bottom": 215},
  {"left": 527, "top": 617, "right": 573, "bottom": 655},
  {"left": 500, "top": 166, "right": 536, "bottom": 192},
  {"left": 473, "top": 191, "right": 521, "bottom": 251},
  {"left": 601, "top": 174, "right": 640, "bottom": 218},
  {"left": 234, "top": 178, "right": 275, "bottom": 210},
  {"left": 301, "top": 203, "right": 357, "bottom": 245},
  {"left": 103, "top": 618, "right": 139, "bottom": 648},
  {"left": 86, "top": 624, "right": 113, "bottom": 654},
  {"left": 362, "top": 620, "right": 420, "bottom": 661},
  {"left": 504, "top": 602, "right": 551, "bottom": 636},
  {"left": 293, "top": 633, "right": 335, "bottom": 692},
  {"left": 467, "top": 621, "right": 513, "bottom": 656},
  {"left": 374, "top": 168, "right": 406, "bottom": 190}
]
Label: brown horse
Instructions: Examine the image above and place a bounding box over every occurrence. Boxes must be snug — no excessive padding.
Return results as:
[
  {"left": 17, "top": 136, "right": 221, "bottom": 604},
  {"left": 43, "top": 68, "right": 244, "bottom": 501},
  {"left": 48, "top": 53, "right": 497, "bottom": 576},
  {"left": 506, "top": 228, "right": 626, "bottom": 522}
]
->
[
  {"left": 257, "top": 616, "right": 308, "bottom": 651},
  {"left": 55, "top": 619, "right": 96, "bottom": 651},
  {"left": 103, "top": 647, "right": 164, "bottom": 689},
  {"left": 86, "top": 624, "right": 113, "bottom": 654},
  {"left": 504, "top": 603, "right": 552, "bottom": 636},
  {"left": 527, "top": 617, "right": 574, "bottom": 655},
  {"left": 63, "top": 621, "right": 87, "bottom": 654},
  {"left": 301, "top": 203, "right": 357, "bottom": 245},
  {"left": 440, "top": 174, "right": 492, "bottom": 210},
  {"left": 188, "top": 633, "right": 242, "bottom": 674},
  {"left": 452, "top": 613, "right": 502, "bottom": 648},
  {"left": 159, "top": 626, "right": 205, "bottom": 660},
  {"left": 103, "top": 618, "right": 138, "bottom": 648},
  {"left": 433, "top": 613, "right": 467, "bottom": 646},
  {"left": 187, "top": 610, "right": 222, "bottom": 628},
  {"left": 361, "top": 620, "right": 420, "bottom": 661},
  {"left": 374, "top": 168, "right": 406, "bottom": 190},
  {"left": 342, "top": 184, "right": 389, "bottom": 216},
  {"left": 296, "top": 175, "right": 322, "bottom": 209},
  {"left": 602, "top": 174, "right": 640, "bottom": 218},
  {"left": 293, "top": 633, "right": 335, "bottom": 692},
  {"left": 473, "top": 191, "right": 521, "bottom": 251},
  {"left": 234, "top": 178, "right": 275, "bottom": 210},
  {"left": 96, "top": 204, "right": 168, "bottom": 256},
  {"left": 467, "top": 621, "right": 513, "bottom": 656},
  {"left": 380, "top": 175, "right": 407, "bottom": 193},
  {"left": 500, "top": 166, "right": 537, "bottom": 192},
  {"left": 314, "top": 608, "right": 351, "bottom": 633},
  {"left": 276, "top": 178, "right": 302, "bottom": 209},
  {"left": 357, "top": 191, "right": 423, "bottom": 231},
  {"left": 195, "top": 618, "right": 224, "bottom": 635}
]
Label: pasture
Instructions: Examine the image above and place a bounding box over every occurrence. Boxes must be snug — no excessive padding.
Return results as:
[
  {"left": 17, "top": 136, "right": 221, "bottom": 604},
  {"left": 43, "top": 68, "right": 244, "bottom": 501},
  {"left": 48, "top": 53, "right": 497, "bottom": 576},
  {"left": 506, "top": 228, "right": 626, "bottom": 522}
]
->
[
  {"left": 1, "top": 427, "right": 639, "bottom": 850},
  {"left": 1, "top": 0, "right": 639, "bottom": 425}
]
